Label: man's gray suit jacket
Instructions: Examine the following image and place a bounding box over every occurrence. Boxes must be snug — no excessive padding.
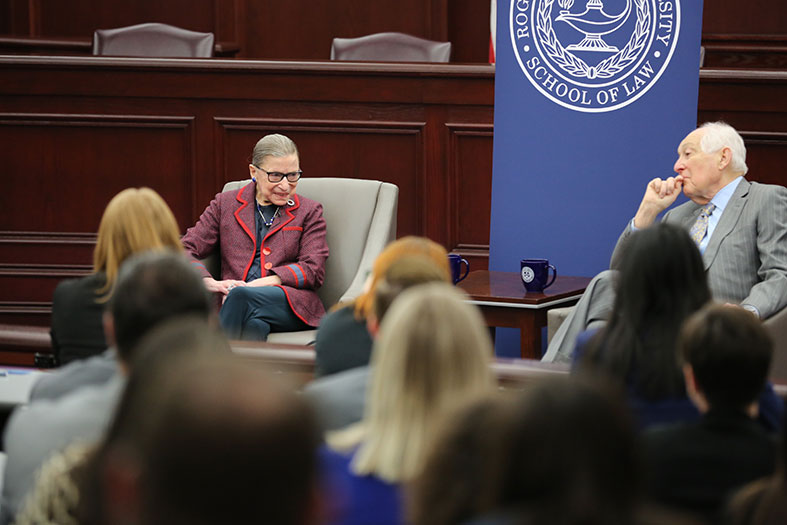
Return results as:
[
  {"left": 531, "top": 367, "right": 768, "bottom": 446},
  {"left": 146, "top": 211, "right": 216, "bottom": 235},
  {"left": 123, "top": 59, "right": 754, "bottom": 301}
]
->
[
  {"left": 544, "top": 178, "right": 787, "bottom": 363},
  {"left": 611, "top": 178, "right": 787, "bottom": 319}
]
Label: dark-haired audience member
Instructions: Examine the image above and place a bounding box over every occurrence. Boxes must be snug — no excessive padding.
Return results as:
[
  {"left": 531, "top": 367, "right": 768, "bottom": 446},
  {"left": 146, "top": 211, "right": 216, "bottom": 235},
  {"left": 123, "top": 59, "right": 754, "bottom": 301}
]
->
[
  {"left": 78, "top": 354, "right": 320, "bottom": 525},
  {"left": 314, "top": 236, "right": 450, "bottom": 378},
  {"left": 13, "top": 317, "right": 231, "bottom": 525},
  {"left": 575, "top": 223, "right": 782, "bottom": 431},
  {"left": 1, "top": 252, "right": 212, "bottom": 524},
  {"left": 575, "top": 223, "right": 710, "bottom": 428},
  {"left": 411, "top": 378, "right": 697, "bottom": 525},
  {"left": 305, "top": 255, "right": 451, "bottom": 431},
  {"left": 644, "top": 305, "right": 778, "bottom": 522},
  {"left": 323, "top": 283, "right": 493, "bottom": 525},
  {"left": 38, "top": 188, "right": 186, "bottom": 398}
]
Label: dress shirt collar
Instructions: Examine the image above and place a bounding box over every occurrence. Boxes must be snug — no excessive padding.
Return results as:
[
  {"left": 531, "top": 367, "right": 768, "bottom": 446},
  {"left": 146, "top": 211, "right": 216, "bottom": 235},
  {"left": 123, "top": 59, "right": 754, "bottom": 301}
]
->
[{"left": 709, "top": 175, "right": 743, "bottom": 214}]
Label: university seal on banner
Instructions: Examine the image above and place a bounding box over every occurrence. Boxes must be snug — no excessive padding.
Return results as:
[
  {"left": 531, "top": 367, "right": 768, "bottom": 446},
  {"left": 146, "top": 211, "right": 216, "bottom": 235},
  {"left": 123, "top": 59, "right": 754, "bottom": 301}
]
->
[{"left": 509, "top": 0, "right": 680, "bottom": 112}]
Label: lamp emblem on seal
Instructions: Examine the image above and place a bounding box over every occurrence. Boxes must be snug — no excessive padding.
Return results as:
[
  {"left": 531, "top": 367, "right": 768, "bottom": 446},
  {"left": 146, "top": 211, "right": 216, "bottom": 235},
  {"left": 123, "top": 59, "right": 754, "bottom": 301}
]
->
[
  {"left": 509, "top": 0, "right": 681, "bottom": 112},
  {"left": 556, "top": 0, "right": 632, "bottom": 52}
]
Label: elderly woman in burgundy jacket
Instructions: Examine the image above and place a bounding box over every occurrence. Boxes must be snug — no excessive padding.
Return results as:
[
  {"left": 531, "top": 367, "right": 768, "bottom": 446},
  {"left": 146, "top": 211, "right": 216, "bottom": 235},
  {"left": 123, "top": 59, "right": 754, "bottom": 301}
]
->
[{"left": 182, "top": 133, "right": 329, "bottom": 340}]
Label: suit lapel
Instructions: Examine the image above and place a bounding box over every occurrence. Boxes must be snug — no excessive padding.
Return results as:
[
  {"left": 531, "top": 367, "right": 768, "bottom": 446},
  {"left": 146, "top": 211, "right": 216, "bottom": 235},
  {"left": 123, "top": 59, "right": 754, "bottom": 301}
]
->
[
  {"left": 675, "top": 201, "right": 701, "bottom": 231},
  {"left": 263, "top": 194, "right": 299, "bottom": 243},
  {"left": 233, "top": 182, "right": 256, "bottom": 242},
  {"left": 703, "top": 178, "right": 750, "bottom": 269}
]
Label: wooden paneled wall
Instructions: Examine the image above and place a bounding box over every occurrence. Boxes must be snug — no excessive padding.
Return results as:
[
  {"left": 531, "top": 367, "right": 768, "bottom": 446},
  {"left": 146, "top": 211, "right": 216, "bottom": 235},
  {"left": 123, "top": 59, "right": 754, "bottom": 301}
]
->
[
  {"left": 0, "top": 57, "right": 494, "bottom": 326},
  {"left": 1, "top": 56, "right": 786, "bottom": 329},
  {"left": 701, "top": 0, "right": 787, "bottom": 68},
  {"left": 702, "top": 0, "right": 787, "bottom": 36},
  {"left": 697, "top": 70, "right": 787, "bottom": 188}
]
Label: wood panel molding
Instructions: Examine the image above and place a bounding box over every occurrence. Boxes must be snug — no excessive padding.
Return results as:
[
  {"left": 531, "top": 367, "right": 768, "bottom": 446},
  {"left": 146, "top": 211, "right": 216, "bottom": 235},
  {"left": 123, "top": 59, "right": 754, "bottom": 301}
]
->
[
  {"left": 0, "top": 231, "right": 97, "bottom": 242},
  {"left": 0, "top": 56, "right": 495, "bottom": 106},
  {"left": 0, "top": 264, "right": 91, "bottom": 277},
  {"left": 740, "top": 131, "right": 787, "bottom": 143},
  {"left": 0, "top": 302, "right": 53, "bottom": 324},
  {"left": 702, "top": 35, "right": 787, "bottom": 70},
  {"left": 445, "top": 122, "right": 493, "bottom": 267},
  {"left": 0, "top": 112, "right": 198, "bottom": 230},
  {"left": 0, "top": 232, "right": 96, "bottom": 266}
]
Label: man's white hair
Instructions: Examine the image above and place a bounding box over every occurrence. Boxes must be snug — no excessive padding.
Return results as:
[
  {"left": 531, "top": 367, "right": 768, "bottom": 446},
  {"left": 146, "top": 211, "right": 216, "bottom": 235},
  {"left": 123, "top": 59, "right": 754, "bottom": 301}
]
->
[{"left": 700, "top": 121, "right": 748, "bottom": 175}]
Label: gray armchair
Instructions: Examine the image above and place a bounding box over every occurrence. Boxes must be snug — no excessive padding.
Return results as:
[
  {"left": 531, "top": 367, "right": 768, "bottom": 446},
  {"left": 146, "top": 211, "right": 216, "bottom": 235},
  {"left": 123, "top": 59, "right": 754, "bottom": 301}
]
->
[{"left": 203, "top": 177, "right": 398, "bottom": 345}]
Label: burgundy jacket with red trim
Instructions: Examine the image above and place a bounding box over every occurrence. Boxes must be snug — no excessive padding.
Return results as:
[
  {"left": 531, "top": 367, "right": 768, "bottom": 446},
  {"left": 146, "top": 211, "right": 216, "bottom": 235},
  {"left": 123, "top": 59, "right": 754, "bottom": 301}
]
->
[{"left": 182, "top": 181, "right": 329, "bottom": 327}]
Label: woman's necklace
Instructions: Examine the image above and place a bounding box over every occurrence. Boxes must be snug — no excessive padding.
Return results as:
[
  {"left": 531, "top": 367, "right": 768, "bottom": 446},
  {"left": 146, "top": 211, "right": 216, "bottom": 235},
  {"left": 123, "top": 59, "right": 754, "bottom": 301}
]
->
[{"left": 257, "top": 202, "right": 280, "bottom": 227}]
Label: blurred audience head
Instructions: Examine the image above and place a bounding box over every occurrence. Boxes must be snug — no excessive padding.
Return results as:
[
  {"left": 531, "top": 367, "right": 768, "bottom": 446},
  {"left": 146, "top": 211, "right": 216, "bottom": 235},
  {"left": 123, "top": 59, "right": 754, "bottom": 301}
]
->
[
  {"left": 368, "top": 255, "right": 453, "bottom": 334},
  {"left": 353, "top": 236, "right": 451, "bottom": 319},
  {"left": 411, "top": 378, "right": 642, "bottom": 525},
  {"left": 334, "top": 282, "right": 493, "bottom": 483},
  {"left": 108, "top": 251, "right": 212, "bottom": 364},
  {"left": 584, "top": 223, "right": 711, "bottom": 400},
  {"left": 80, "top": 323, "right": 320, "bottom": 525},
  {"left": 679, "top": 304, "right": 772, "bottom": 414},
  {"left": 726, "top": 410, "right": 787, "bottom": 525},
  {"left": 93, "top": 187, "right": 183, "bottom": 300}
]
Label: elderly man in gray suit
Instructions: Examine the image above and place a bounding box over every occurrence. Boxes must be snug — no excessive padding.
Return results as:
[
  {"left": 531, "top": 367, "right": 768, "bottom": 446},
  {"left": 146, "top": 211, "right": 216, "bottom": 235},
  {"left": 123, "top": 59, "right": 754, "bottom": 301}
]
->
[{"left": 544, "top": 122, "right": 787, "bottom": 363}]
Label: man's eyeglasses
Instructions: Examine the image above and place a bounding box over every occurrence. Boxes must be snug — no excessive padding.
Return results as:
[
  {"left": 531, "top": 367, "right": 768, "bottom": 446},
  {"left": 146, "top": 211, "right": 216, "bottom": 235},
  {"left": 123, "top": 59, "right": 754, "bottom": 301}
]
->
[{"left": 255, "top": 166, "right": 302, "bottom": 183}]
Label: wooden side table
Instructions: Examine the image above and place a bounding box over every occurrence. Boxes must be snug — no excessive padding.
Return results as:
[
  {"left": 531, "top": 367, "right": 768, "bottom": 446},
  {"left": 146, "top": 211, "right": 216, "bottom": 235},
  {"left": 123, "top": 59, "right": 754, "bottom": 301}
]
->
[{"left": 458, "top": 271, "right": 591, "bottom": 359}]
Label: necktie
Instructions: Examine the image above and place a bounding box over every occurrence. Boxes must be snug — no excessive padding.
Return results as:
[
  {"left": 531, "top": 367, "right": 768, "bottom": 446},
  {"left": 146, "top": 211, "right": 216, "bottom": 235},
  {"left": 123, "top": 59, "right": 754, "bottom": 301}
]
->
[{"left": 689, "top": 203, "right": 716, "bottom": 246}]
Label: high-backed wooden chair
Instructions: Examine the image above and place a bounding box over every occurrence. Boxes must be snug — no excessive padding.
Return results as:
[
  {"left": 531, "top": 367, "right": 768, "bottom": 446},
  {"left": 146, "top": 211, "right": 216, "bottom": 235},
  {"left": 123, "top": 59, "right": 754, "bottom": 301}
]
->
[
  {"left": 202, "top": 177, "right": 399, "bottom": 345},
  {"left": 330, "top": 32, "right": 451, "bottom": 62},
  {"left": 93, "top": 23, "right": 214, "bottom": 57}
]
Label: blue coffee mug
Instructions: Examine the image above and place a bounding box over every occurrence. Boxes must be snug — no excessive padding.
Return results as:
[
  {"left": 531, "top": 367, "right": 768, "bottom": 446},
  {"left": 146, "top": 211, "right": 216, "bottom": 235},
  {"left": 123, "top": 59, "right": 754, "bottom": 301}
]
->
[
  {"left": 520, "top": 258, "right": 557, "bottom": 293},
  {"left": 448, "top": 254, "right": 470, "bottom": 284}
]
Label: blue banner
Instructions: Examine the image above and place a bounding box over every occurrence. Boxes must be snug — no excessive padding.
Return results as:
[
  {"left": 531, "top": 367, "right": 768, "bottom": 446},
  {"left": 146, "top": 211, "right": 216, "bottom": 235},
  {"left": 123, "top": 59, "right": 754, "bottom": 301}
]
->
[{"left": 490, "top": 0, "right": 704, "bottom": 356}]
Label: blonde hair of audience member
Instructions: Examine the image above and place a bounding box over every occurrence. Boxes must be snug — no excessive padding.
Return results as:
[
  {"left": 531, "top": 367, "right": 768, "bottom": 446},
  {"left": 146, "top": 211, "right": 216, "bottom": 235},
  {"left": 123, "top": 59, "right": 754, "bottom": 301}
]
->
[
  {"left": 329, "top": 282, "right": 494, "bottom": 483},
  {"left": 351, "top": 236, "right": 451, "bottom": 320},
  {"left": 93, "top": 187, "right": 183, "bottom": 300}
]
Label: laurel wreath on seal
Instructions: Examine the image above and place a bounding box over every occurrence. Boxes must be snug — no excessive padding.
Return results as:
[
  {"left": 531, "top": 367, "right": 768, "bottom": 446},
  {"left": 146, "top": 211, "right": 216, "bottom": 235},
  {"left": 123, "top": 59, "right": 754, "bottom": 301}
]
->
[{"left": 535, "top": 0, "right": 651, "bottom": 80}]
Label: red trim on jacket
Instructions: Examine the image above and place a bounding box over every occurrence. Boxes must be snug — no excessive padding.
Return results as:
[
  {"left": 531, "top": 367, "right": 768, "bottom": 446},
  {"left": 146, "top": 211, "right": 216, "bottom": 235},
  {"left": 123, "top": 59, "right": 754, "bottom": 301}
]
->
[
  {"left": 234, "top": 187, "right": 257, "bottom": 281},
  {"left": 263, "top": 194, "right": 299, "bottom": 242},
  {"left": 275, "top": 285, "right": 310, "bottom": 325}
]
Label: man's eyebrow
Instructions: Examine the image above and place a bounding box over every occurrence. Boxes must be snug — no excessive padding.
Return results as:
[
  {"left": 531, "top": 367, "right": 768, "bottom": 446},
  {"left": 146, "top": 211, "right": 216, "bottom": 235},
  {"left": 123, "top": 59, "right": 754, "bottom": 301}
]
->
[{"left": 678, "top": 142, "right": 696, "bottom": 153}]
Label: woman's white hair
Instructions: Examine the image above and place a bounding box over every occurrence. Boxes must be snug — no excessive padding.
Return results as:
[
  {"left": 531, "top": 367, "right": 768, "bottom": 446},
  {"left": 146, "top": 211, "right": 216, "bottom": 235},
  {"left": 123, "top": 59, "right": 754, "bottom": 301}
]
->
[
  {"left": 700, "top": 121, "right": 748, "bottom": 175},
  {"left": 251, "top": 133, "right": 298, "bottom": 167},
  {"left": 329, "top": 282, "right": 494, "bottom": 483}
]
